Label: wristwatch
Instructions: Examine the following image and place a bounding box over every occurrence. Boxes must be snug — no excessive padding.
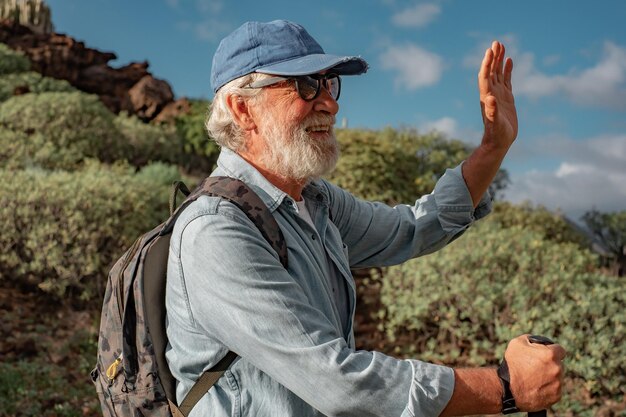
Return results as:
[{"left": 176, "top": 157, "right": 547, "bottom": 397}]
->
[{"left": 497, "top": 359, "right": 521, "bottom": 414}]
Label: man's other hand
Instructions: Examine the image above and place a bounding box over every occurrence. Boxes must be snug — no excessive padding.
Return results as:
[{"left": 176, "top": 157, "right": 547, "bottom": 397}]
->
[{"left": 505, "top": 334, "right": 567, "bottom": 412}]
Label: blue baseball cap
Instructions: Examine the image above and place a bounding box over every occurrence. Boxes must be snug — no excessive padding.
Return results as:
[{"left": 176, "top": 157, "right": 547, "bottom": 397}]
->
[{"left": 210, "top": 20, "right": 369, "bottom": 93}]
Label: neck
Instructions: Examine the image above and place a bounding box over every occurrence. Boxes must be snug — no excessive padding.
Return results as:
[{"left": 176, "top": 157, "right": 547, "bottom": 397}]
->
[{"left": 238, "top": 152, "right": 306, "bottom": 201}]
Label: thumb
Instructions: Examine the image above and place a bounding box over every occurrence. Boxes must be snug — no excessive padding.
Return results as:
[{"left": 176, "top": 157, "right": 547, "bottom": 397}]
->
[{"left": 483, "top": 94, "right": 497, "bottom": 122}]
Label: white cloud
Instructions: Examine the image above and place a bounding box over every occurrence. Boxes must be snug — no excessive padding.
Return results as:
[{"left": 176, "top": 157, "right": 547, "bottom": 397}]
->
[
  {"left": 464, "top": 38, "right": 626, "bottom": 109},
  {"left": 172, "top": 0, "right": 228, "bottom": 42},
  {"left": 462, "top": 34, "right": 519, "bottom": 70},
  {"left": 503, "top": 134, "right": 626, "bottom": 220},
  {"left": 193, "top": 18, "right": 230, "bottom": 42},
  {"left": 542, "top": 54, "right": 560, "bottom": 67},
  {"left": 421, "top": 116, "right": 458, "bottom": 137},
  {"left": 392, "top": 3, "right": 441, "bottom": 28},
  {"left": 515, "top": 42, "right": 626, "bottom": 109},
  {"left": 195, "top": 0, "right": 223, "bottom": 14},
  {"left": 380, "top": 44, "right": 444, "bottom": 90},
  {"left": 540, "top": 134, "right": 626, "bottom": 174},
  {"left": 419, "top": 117, "right": 483, "bottom": 144}
]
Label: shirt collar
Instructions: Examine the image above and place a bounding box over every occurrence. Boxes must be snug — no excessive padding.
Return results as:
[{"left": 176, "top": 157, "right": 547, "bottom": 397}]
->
[
  {"left": 212, "top": 148, "right": 289, "bottom": 212},
  {"left": 212, "top": 148, "right": 330, "bottom": 212}
]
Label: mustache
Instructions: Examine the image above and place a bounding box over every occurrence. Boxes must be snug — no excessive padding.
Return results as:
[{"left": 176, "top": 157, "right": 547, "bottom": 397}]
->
[{"left": 302, "top": 113, "right": 336, "bottom": 129}]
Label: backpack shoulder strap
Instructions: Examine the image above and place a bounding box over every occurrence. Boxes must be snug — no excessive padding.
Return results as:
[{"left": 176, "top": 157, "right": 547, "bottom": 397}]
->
[
  {"left": 163, "top": 176, "right": 288, "bottom": 268},
  {"left": 169, "top": 176, "right": 288, "bottom": 417}
]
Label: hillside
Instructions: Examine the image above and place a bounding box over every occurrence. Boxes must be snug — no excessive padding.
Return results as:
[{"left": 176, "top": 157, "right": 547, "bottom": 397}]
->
[{"left": 0, "top": 15, "right": 189, "bottom": 122}]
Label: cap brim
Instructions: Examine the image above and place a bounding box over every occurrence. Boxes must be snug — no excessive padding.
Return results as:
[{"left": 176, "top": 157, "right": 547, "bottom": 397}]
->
[{"left": 255, "top": 54, "right": 368, "bottom": 76}]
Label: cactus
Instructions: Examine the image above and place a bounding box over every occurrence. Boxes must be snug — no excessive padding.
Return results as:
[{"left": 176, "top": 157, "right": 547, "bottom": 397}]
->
[{"left": 0, "top": 0, "right": 54, "bottom": 34}]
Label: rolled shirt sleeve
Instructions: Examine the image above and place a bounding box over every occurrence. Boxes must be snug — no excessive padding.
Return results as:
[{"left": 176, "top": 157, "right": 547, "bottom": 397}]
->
[
  {"left": 432, "top": 163, "right": 492, "bottom": 233},
  {"left": 403, "top": 360, "right": 455, "bottom": 417}
]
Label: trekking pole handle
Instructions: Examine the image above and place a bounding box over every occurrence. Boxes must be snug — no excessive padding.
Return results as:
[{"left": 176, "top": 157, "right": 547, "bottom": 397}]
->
[{"left": 527, "top": 335, "right": 555, "bottom": 417}]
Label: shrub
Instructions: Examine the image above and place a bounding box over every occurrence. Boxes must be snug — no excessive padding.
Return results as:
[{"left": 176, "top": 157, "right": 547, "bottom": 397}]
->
[
  {"left": 0, "top": 71, "right": 75, "bottom": 101},
  {"left": 327, "top": 127, "right": 470, "bottom": 205},
  {"left": 491, "top": 201, "right": 589, "bottom": 246},
  {"left": 0, "top": 161, "right": 170, "bottom": 301},
  {"left": 113, "top": 111, "right": 182, "bottom": 167},
  {"left": 0, "top": 43, "right": 30, "bottom": 75},
  {"left": 173, "top": 99, "right": 220, "bottom": 175},
  {"left": 136, "top": 161, "right": 183, "bottom": 187},
  {"left": 0, "top": 91, "right": 127, "bottom": 170},
  {"left": 381, "top": 219, "right": 625, "bottom": 400},
  {"left": 0, "top": 127, "right": 46, "bottom": 169}
]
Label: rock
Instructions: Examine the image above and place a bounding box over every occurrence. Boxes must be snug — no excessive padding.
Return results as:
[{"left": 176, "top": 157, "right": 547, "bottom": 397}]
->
[
  {"left": 153, "top": 97, "right": 192, "bottom": 124},
  {"left": 125, "top": 74, "right": 174, "bottom": 121},
  {"left": 0, "top": 19, "right": 186, "bottom": 121}
]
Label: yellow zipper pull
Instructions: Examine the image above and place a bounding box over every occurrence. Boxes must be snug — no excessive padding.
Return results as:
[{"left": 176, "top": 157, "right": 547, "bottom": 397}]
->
[{"left": 106, "top": 354, "right": 123, "bottom": 381}]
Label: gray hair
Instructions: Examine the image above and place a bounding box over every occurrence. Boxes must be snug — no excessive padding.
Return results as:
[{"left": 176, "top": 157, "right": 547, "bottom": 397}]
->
[{"left": 206, "top": 72, "right": 271, "bottom": 152}]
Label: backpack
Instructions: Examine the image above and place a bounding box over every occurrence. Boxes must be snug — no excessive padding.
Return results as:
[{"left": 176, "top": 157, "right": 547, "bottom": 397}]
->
[{"left": 91, "top": 176, "right": 288, "bottom": 417}]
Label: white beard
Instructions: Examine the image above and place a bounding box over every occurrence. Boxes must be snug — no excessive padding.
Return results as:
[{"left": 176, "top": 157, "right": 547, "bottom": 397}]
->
[{"left": 259, "top": 113, "right": 339, "bottom": 182}]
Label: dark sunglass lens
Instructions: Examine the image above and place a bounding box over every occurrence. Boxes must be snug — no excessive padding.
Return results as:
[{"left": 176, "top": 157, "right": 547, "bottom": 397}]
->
[
  {"left": 327, "top": 76, "right": 340, "bottom": 100},
  {"left": 297, "top": 76, "right": 319, "bottom": 100}
]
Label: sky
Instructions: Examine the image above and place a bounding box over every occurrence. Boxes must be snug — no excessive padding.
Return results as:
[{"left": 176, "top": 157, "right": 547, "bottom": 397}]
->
[{"left": 46, "top": 0, "right": 626, "bottom": 222}]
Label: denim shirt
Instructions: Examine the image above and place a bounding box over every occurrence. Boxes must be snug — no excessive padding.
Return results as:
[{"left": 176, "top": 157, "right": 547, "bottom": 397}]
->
[{"left": 165, "top": 148, "right": 491, "bottom": 417}]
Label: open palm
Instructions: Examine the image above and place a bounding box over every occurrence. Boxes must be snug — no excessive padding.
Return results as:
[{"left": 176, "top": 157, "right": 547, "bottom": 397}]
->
[{"left": 479, "top": 41, "right": 518, "bottom": 149}]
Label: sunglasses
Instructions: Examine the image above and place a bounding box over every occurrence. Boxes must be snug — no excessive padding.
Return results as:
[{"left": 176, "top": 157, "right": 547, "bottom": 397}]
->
[{"left": 246, "top": 73, "right": 341, "bottom": 101}]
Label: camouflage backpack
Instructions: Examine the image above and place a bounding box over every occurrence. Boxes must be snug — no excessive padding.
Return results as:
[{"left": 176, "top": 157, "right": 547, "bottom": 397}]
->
[{"left": 91, "top": 176, "right": 288, "bottom": 417}]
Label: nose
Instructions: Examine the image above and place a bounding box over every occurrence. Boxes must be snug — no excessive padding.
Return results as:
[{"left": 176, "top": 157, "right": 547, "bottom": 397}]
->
[{"left": 313, "top": 86, "right": 339, "bottom": 115}]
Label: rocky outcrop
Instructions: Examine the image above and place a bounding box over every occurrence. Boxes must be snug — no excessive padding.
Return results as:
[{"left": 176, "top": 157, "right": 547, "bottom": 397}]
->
[
  {"left": 153, "top": 97, "right": 192, "bottom": 124},
  {"left": 0, "top": 18, "right": 188, "bottom": 122},
  {"left": 126, "top": 75, "right": 174, "bottom": 120}
]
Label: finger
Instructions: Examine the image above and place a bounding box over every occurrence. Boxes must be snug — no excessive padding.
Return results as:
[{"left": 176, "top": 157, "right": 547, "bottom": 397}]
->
[
  {"left": 478, "top": 48, "right": 493, "bottom": 96},
  {"left": 504, "top": 57, "right": 513, "bottom": 88},
  {"left": 489, "top": 41, "right": 498, "bottom": 77},
  {"left": 483, "top": 95, "right": 497, "bottom": 121},
  {"left": 490, "top": 41, "right": 501, "bottom": 78},
  {"left": 497, "top": 42, "right": 505, "bottom": 76},
  {"left": 479, "top": 47, "right": 493, "bottom": 81}
]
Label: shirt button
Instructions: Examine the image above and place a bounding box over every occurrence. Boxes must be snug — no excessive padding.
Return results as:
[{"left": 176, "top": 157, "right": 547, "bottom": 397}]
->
[{"left": 311, "top": 234, "right": 316, "bottom": 240}]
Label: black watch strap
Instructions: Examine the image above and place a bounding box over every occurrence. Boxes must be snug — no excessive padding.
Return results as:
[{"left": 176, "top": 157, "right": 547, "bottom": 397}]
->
[{"left": 497, "top": 359, "right": 521, "bottom": 414}]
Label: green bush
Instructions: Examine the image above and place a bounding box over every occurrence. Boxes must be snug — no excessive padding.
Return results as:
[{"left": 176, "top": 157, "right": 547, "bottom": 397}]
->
[
  {"left": 136, "top": 161, "right": 183, "bottom": 187},
  {"left": 114, "top": 111, "right": 182, "bottom": 167},
  {"left": 173, "top": 99, "right": 220, "bottom": 175},
  {"left": 0, "top": 127, "right": 46, "bottom": 169},
  {"left": 0, "top": 91, "right": 127, "bottom": 170},
  {"left": 0, "top": 71, "right": 75, "bottom": 101},
  {"left": 327, "top": 127, "right": 470, "bottom": 205},
  {"left": 0, "top": 43, "right": 30, "bottom": 75},
  {"left": 491, "top": 201, "right": 589, "bottom": 246},
  {"left": 0, "top": 162, "right": 170, "bottom": 301},
  {"left": 381, "top": 219, "right": 625, "bottom": 400}
]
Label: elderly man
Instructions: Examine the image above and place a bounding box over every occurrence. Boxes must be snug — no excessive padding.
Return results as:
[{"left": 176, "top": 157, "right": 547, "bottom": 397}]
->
[{"left": 166, "top": 20, "right": 565, "bottom": 417}]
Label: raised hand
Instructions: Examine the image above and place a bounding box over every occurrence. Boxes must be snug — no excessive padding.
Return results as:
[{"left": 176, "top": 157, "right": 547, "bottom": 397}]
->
[{"left": 478, "top": 41, "right": 518, "bottom": 150}]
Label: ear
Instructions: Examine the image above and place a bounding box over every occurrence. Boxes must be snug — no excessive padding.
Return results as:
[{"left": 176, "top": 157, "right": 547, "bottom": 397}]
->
[{"left": 226, "top": 94, "right": 257, "bottom": 131}]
